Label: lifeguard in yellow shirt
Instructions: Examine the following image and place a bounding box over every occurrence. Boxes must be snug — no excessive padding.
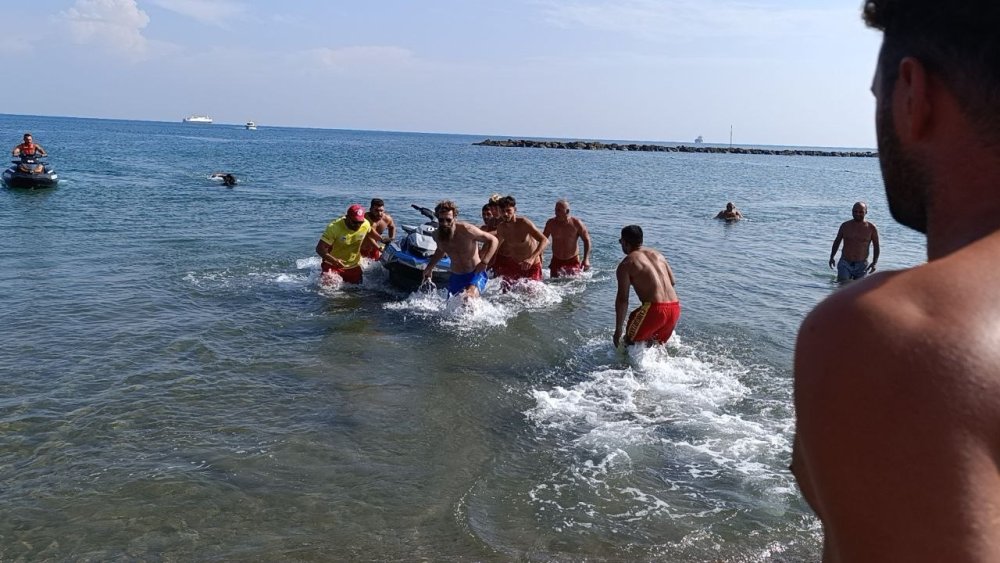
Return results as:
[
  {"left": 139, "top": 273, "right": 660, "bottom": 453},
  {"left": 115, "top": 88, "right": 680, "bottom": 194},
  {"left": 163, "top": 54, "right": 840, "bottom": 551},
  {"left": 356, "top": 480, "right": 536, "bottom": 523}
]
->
[{"left": 315, "top": 204, "right": 381, "bottom": 284}]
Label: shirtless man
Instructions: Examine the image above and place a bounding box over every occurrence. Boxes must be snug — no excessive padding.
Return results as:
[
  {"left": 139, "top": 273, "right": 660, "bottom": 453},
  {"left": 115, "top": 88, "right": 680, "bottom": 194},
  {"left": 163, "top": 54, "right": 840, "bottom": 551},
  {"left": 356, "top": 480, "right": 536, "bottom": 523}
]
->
[
  {"left": 361, "top": 198, "right": 396, "bottom": 261},
  {"left": 12, "top": 133, "right": 47, "bottom": 173},
  {"left": 480, "top": 203, "right": 498, "bottom": 232},
  {"left": 422, "top": 200, "right": 498, "bottom": 298},
  {"left": 828, "top": 201, "right": 880, "bottom": 281},
  {"left": 493, "top": 195, "right": 548, "bottom": 287},
  {"left": 715, "top": 202, "right": 742, "bottom": 221},
  {"left": 793, "top": 2, "right": 1000, "bottom": 560},
  {"left": 613, "top": 225, "right": 680, "bottom": 347},
  {"left": 543, "top": 199, "right": 592, "bottom": 277}
]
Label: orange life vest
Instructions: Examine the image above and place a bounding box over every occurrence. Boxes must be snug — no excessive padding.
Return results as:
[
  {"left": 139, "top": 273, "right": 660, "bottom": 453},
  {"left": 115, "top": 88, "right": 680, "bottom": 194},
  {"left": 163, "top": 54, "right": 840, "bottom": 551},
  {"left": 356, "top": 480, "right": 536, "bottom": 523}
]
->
[{"left": 17, "top": 142, "right": 36, "bottom": 156}]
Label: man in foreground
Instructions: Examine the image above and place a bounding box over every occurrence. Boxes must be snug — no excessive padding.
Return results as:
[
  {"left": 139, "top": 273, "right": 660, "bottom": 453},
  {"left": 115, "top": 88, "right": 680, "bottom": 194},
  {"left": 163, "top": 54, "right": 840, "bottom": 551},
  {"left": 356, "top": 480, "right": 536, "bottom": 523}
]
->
[
  {"left": 613, "top": 225, "right": 680, "bottom": 348},
  {"left": 543, "top": 199, "right": 592, "bottom": 277},
  {"left": 315, "top": 204, "right": 377, "bottom": 284},
  {"left": 828, "top": 201, "right": 880, "bottom": 281},
  {"left": 12, "top": 133, "right": 47, "bottom": 173},
  {"left": 422, "top": 200, "right": 498, "bottom": 299},
  {"left": 793, "top": 2, "right": 1000, "bottom": 560},
  {"left": 494, "top": 196, "right": 547, "bottom": 288},
  {"left": 361, "top": 198, "right": 396, "bottom": 261}
]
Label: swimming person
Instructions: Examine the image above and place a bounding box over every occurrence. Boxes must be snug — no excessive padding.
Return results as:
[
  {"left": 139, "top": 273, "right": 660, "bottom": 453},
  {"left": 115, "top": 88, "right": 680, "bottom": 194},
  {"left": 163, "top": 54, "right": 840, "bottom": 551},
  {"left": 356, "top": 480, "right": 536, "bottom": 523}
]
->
[
  {"left": 493, "top": 195, "right": 547, "bottom": 289},
  {"left": 793, "top": 1, "right": 1000, "bottom": 559},
  {"left": 613, "top": 225, "right": 680, "bottom": 348},
  {"left": 828, "top": 201, "right": 880, "bottom": 281},
  {"left": 421, "top": 200, "right": 498, "bottom": 298},
  {"left": 542, "top": 199, "right": 592, "bottom": 277},
  {"left": 714, "top": 202, "right": 742, "bottom": 221},
  {"left": 361, "top": 198, "right": 396, "bottom": 261},
  {"left": 315, "top": 204, "right": 378, "bottom": 284}
]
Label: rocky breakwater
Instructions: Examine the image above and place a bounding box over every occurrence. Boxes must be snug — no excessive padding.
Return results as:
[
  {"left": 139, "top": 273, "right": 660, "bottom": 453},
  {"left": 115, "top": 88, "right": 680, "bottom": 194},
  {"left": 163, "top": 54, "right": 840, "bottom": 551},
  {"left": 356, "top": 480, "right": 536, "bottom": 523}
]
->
[{"left": 474, "top": 139, "right": 877, "bottom": 158}]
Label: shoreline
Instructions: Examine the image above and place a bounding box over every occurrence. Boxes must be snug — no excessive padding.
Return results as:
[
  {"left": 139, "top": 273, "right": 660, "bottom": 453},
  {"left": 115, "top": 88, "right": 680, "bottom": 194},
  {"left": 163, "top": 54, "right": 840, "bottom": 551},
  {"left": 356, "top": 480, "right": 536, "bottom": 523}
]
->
[{"left": 474, "top": 138, "right": 877, "bottom": 158}]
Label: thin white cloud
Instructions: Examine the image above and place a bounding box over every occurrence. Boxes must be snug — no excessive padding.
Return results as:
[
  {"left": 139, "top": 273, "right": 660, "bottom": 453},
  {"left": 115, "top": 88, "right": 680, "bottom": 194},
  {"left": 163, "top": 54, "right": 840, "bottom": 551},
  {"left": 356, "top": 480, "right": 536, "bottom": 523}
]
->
[
  {"left": 312, "top": 46, "right": 415, "bottom": 68},
  {"left": 62, "top": 0, "right": 151, "bottom": 60},
  {"left": 148, "top": 0, "right": 246, "bottom": 25},
  {"left": 538, "top": 0, "right": 853, "bottom": 41}
]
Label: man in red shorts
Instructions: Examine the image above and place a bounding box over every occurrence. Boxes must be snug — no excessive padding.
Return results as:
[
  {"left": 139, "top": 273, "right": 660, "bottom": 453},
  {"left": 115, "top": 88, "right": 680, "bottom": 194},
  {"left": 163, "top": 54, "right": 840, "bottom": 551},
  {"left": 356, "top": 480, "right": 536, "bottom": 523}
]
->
[
  {"left": 613, "top": 225, "right": 680, "bottom": 347},
  {"left": 360, "top": 198, "right": 396, "bottom": 261},
  {"left": 315, "top": 204, "right": 379, "bottom": 284},
  {"left": 493, "top": 195, "right": 548, "bottom": 289},
  {"left": 543, "top": 199, "right": 592, "bottom": 278}
]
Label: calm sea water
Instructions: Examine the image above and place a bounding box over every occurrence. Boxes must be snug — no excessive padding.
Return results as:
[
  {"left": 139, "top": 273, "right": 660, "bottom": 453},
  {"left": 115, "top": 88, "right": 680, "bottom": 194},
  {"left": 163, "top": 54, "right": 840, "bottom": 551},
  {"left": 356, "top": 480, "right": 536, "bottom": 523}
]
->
[{"left": 0, "top": 115, "right": 925, "bottom": 560}]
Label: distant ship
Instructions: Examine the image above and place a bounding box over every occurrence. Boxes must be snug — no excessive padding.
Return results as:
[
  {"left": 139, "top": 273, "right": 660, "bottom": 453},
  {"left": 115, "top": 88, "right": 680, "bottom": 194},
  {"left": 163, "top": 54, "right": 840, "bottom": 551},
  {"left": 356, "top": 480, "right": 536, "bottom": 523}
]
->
[
  {"left": 182, "top": 115, "right": 213, "bottom": 124},
  {"left": 245, "top": 121, "right": 257, "bottom": 130},
  {"left": 694, "top": 135, "right": 704, "bottom": 143}
]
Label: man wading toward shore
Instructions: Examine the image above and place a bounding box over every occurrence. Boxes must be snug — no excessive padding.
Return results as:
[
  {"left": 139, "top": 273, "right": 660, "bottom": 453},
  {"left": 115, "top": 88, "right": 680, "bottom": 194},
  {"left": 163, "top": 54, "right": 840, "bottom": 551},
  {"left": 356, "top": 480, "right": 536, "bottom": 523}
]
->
[
  {"left": 422, "top": 200, "right": 498, "bottom": 299},
  {"left": 493, "top": 195, "right": 547, "bottom": 290},
  {"left": 793, "top": 1, "right": 1000, "bottom": 561},
  {"left": 828, "top": 201, "right": 880, "bottom": 281}
]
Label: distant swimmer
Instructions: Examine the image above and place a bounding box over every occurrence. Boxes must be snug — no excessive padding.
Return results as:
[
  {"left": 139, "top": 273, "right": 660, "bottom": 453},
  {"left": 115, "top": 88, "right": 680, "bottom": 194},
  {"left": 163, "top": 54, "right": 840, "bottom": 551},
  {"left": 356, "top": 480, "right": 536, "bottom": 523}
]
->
[
  {"left": 315, "top": 204, "right": 380, "bottom": 284},
  {"left": 613, "top": 225, "right": 680, "bottom": 348},
  {"left": 828, "top": 201, "right": 879, "bottom": 281},
  {"left": 542, "top": 199, "right": 592, "bottom": 277},
  {"left": 12, "top": 132, "right": 46, "bottom": 173},
  {"left": 715, "top": 202, "right": 742, "bottom": 221},
  {"left": 210, "top": 172, "right": 237, "bottom": 187},
  {"left": 361, "top": 198, "right": 396, "bottom": 261},
  {"left": 494, "top": 195, "right": 548, "bottom": 289},
  {"left": 421, "top": 200, "right": 498, "bottom": 299}
]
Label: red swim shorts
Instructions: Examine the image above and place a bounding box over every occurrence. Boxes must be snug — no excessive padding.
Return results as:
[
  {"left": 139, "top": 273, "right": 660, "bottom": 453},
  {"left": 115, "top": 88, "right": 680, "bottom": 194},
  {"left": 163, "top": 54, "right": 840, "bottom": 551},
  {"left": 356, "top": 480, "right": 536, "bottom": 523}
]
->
[
  {"left": 626, "top": 301, "right": 681, "bottom": 344},
  {"left": 321, "top": 262, "right": 363, "bottom": 284},
  {"left": 494, "top": 255, "right": 542, "bottom": 283},
  {"left": 361, "top": 246, "right": 382, "bottom": 261},
  {"left": 549, "top": 255, "right": 582, "bottom": 278}
]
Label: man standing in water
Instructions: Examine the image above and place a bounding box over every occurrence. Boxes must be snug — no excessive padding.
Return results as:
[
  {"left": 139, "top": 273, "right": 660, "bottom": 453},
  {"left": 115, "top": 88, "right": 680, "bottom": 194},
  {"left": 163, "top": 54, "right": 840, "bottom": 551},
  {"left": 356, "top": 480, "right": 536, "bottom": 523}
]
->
[
  {"left": 613, "top": 225, "right": 680, "bottom": 348},
  {"left": 543, "top": 199, "right": 592, "bottom": 278},
  {"left": 361, "top": 198, "right": 396, "bottom": 261},
  {"left": 422, "top": 200, "right": 498, "bottom": 299},
  {"left": 494, "top": 196, "right": 548, "bottom": 288},
  {"left": 315, "top": 204, "right": 376, "bottom": 284},
  {"left": 794, "top": 1, "right": 1000, "bottom": 560},
  {"left": 828, "top": 201, "right": 880, "bottom": 281}
]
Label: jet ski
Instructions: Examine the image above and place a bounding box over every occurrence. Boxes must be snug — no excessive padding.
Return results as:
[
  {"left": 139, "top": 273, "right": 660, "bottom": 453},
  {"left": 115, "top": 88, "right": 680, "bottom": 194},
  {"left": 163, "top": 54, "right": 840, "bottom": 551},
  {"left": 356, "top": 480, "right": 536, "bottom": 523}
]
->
[
  {"left": 380, "top": 204, "right": 452, "bottom": 291},
  {"left": 2, "top": 156, "right": 58, "bottom": 189}
]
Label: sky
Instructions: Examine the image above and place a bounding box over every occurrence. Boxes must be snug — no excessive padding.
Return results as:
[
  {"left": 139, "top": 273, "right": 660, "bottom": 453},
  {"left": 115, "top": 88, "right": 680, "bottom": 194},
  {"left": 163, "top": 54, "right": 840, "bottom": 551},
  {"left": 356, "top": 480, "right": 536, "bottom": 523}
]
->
[{"left": 1, "top": 1, "right": 883, "bottom": 148}]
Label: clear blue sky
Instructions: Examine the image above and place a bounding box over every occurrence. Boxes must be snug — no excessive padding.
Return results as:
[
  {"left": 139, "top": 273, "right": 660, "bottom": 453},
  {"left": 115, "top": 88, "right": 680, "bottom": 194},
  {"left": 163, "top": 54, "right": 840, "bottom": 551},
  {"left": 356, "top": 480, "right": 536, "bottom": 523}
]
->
[{"left": 2, "top": 0, "right": 883, "bottom": 147}]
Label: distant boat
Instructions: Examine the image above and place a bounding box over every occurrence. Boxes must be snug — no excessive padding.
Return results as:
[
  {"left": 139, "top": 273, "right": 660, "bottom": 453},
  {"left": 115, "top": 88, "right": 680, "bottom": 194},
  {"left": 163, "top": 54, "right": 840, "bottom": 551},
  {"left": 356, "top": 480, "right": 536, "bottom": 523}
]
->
[
  {"left": 182, "top": 115, "right": 213, "bottom": 124},
  {"left": 245, "top": 121, "right": 257, "bottom": 130},
  {"left": 694, "top": 135, "right": 704, "bottom": 144}
]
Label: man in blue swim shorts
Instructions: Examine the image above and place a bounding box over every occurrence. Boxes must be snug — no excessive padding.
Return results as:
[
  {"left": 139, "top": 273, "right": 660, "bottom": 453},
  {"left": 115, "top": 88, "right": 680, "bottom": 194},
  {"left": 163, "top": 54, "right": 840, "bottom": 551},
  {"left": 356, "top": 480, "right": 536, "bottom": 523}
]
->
[
  {"left": 829, "top": 201, "right": 880, "bottom": 282},
  {"left": 422, "top": 200, "right": 499, "bottom": 298}
]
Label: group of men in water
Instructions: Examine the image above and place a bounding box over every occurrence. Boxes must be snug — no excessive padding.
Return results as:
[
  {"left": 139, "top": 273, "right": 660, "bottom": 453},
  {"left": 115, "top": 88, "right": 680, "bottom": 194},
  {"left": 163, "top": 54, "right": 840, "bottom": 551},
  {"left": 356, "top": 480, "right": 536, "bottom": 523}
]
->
[{"left": 315, "top": 195, "right": 682, "bottom": 349}]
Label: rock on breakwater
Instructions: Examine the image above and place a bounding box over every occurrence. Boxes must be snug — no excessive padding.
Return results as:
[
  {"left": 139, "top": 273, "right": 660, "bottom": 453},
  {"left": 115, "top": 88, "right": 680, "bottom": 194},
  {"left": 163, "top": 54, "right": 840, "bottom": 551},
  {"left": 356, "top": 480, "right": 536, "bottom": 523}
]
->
[{"left": 474, "top": 139, "right": 877, "bottom": 158}]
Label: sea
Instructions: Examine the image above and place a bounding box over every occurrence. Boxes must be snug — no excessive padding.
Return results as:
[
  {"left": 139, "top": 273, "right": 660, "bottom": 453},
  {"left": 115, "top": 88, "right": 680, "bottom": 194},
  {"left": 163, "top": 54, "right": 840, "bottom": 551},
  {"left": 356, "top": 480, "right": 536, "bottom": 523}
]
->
[{"left": 0, "top": 114, "right": 926, "bottom": 561}]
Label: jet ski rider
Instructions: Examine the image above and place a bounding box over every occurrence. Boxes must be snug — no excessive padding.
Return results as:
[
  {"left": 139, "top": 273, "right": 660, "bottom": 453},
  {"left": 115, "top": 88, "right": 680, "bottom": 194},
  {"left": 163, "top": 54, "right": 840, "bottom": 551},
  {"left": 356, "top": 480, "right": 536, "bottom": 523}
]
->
[{"left": 12, "top": 133, "right": 47, "bottom": 174}]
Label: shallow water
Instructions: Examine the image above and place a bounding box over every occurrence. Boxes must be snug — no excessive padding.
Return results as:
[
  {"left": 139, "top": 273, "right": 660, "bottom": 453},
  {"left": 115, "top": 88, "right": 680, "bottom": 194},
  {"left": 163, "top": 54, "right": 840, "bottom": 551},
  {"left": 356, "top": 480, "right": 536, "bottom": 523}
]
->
[{"left": 0, "top": 114, "right": 924, "bottom": 560}]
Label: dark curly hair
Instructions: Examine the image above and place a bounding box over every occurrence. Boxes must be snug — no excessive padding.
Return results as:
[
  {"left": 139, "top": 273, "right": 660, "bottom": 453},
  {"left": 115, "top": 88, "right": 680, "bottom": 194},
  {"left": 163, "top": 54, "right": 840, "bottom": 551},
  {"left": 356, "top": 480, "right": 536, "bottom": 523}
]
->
[
  {"left": 863, "top": 0, "right": 1000, "bottom": 140},
  {"left": 435, "top": 200, "right": 458, "bottom": 217}
]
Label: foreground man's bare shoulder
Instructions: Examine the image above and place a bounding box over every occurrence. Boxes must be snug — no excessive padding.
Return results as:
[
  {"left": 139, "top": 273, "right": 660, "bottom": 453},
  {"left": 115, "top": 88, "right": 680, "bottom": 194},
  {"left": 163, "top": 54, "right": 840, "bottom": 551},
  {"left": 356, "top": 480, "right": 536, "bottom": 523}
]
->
[{"left": 795, "top": 266, "right": 1000, "bottom": 561}]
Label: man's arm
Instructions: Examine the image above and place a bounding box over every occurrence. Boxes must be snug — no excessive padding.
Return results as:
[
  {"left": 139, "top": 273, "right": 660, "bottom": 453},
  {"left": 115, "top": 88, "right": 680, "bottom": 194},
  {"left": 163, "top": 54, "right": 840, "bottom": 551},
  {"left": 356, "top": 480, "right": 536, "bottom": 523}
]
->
[
  {"left": 663, "top": 255, "right": 676, "bottom": 286},
  {"left": 386, "top": 215, "right": 396, "bottom": 240},
  {"left": 829, "top": 226, "right": 844, "bottom": 268},
  {"left": 422, "top": 245, "right": 446, "bottom": 281},
  {"left": 11, "top": 146, "right": 19, "bottom": 156},
  {"left": 522, "top": 219, "right": 548, "bottom": 266},
  {"left": 576, "top": 218, "right": 592, "bottom": 269},
  {"left": 316, "top": 238, "right": 343, "bottom": 268},
  {"left": 467, "top": 225, "right": 498, "bottom": 272},
  {"left": 36, "top": 144, "right": 46, "bottom": 156},
  {"left": 613, "top": 263, "right": 631, "bottom": 347},
  {"left": 868, "top": 224, "right": 880, "bottom": 273}
]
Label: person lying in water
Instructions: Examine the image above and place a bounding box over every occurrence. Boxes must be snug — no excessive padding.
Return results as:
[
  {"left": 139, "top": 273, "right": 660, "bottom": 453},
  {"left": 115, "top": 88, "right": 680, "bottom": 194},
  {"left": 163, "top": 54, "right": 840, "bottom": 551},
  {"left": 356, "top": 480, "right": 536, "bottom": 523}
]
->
[{"left": 210, "top": 172, "right": 237, "bottom": 186}]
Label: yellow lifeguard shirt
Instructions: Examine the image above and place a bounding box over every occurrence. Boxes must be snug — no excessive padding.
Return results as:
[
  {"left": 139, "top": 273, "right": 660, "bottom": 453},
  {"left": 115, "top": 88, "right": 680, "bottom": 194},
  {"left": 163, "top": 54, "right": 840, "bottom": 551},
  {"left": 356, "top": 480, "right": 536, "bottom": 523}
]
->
[{"left": 320, "top": 218, "right": 371, "bottom": 268}]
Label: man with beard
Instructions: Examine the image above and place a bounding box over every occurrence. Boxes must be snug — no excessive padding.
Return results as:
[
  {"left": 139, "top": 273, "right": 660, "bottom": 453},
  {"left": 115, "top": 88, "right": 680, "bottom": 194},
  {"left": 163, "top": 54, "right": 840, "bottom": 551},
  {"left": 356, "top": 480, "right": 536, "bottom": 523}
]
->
[
  {"left": 493, "top": 195, "right": 548, "bottom": 288},
  {"left": 793, "top": 1, "right": 1000, "bottom": 560},
  {"left": 828, "top": 201, "right": 880, "bottom": 281},
  {"left": 422, "top": 200, "right": 498, "bottom": 298},
  {"left": 543, "top": 199, "right": 592, "bottom": 278},
  {"left": 315, "top": 204, "right": 380, "bottom": 285},
  {"left": 361, "top": 198, "right": 396, "bottom": 261}
]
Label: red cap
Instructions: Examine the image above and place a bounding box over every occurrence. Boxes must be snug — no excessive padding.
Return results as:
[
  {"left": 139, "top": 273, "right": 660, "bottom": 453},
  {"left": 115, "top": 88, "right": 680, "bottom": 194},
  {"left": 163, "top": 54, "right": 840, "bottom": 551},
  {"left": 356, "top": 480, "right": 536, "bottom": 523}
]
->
[{"left": 346, "top": 204, "right": 365, "bottom": 222}]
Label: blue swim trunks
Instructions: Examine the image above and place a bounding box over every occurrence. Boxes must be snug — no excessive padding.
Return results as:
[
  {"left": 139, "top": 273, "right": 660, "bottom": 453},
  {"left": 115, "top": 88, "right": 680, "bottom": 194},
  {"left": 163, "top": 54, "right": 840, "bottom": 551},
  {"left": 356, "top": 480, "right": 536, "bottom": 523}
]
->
[
  {"left": 837, "top": 258, "right": 869, "bottom": 281},
  {"left": 448, "top": 270, "right": 488, "bottom": 296}
]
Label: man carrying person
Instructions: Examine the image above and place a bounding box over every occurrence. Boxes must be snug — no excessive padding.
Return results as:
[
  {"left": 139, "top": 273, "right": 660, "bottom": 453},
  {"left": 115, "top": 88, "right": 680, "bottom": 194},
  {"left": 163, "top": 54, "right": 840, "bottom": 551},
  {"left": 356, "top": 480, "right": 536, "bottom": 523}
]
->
[
  {"left": 543, "top": 199, "right": 592, "bottom": 278},
  {"left": 315, "top": 204, "right": 381, "bottom": 285},
  {"left": 793, "top": 2, "right": 1000, "bottom": 560},
  {"left": 828, "top": 201, "right": 880, "bottom": 281},
  {"left": 11, "top": 133, "right": 47, "bottom": 174},
  {"left": 493, "top": 195, "right": 548, "bottom": 288},
  {"left": 421, "top": 200, "right": 498, "bottom": 299},
  {"left": 613, "top": 225, "right": 680, "bottom": 348},
  {"left": 361, "top": 198, "right": 396, "bottom": 261}
]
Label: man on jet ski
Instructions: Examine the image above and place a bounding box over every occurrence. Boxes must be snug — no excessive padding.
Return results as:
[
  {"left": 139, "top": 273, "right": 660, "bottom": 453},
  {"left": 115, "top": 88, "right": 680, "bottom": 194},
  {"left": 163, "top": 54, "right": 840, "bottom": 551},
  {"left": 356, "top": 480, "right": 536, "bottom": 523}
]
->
[
  {"left": 12, "top": 133, "right": 47, "bottom": 174},
  {"left": 421, "top": 200, "right": 499, "bottom": 299}
]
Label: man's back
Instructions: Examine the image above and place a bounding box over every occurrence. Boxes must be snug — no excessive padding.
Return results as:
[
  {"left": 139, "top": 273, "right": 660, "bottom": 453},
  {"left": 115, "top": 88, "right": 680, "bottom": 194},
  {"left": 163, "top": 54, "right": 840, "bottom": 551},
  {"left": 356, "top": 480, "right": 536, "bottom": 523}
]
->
[{"left": 620, "top": 248, "right": 677, "bottom": 304}]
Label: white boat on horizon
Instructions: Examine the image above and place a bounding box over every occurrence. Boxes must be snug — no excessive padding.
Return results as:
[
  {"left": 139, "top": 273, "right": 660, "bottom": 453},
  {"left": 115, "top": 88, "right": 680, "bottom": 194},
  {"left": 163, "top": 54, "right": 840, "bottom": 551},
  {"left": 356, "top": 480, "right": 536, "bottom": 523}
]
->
[
  {"left": 183, "top": 115, "right": 213, "bottom": 124},
  {"left": 245, "top": 121, "right": 257, "bottom": 130}
]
